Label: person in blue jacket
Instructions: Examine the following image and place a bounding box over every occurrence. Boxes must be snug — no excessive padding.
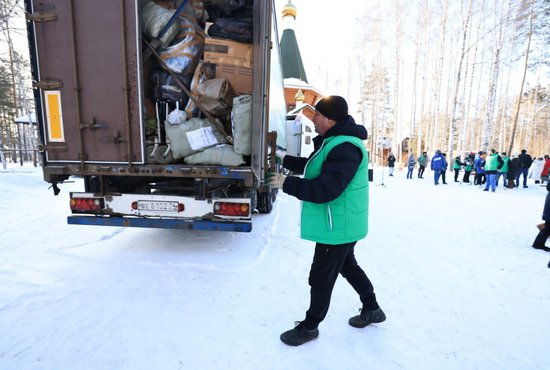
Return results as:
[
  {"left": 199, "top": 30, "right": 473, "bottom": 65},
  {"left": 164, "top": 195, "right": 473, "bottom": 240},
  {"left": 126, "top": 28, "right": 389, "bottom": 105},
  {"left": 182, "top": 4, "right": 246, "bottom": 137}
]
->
[
  {"left": 474, "top": 151, "right": 486, "bottom": 185},
  {"left": 532, "top": 182, "right": 550, "bottom": 252},
  {"left": 430, "top": 150, "right": 446, "bottom": 185}
]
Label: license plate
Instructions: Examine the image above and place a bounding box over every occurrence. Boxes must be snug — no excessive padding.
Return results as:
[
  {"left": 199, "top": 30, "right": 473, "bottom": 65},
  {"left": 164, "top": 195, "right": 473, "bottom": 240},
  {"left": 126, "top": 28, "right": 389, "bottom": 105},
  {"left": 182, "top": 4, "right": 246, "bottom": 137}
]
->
[{"left": 137, "top": 200, "right": 179, "bottom": 212}]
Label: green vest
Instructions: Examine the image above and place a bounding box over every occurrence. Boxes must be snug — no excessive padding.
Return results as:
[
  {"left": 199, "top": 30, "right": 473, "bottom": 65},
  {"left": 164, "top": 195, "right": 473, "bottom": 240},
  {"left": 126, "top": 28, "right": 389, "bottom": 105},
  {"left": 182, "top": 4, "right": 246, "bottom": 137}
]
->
[
  {"left": 300, "top": 136, "right": 369, "bottom": 245},
  {"left": 485, "top": 154, "right": 499, "bottom": 171},
  {"left": 501, "top": 157, "right": 509, "bottom": 172},
  {"left": 453, "top": 157, "right": 462, "bottom": 170}
]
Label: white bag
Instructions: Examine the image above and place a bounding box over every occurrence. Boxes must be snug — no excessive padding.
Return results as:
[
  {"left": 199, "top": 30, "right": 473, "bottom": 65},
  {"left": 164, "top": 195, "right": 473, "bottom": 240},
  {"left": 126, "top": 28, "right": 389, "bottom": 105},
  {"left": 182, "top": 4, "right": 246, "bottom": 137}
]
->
[
  {"left": 165, "top": 117, "right": 227, "bottom": 159},
  {"left": 184, "top": 144, "right": 245, "bottom": 166},
  {"left": 166, "top": 102, "right": 187, "bottom": 125}
]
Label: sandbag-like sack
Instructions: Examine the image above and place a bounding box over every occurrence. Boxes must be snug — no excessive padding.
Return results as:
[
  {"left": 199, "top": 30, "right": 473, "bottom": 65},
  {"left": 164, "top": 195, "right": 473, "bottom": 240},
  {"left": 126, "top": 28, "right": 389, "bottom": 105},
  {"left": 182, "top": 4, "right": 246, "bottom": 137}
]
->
[
  {"left": 165, "top": 117, "right": 226, "bottom": 159},
  {"left": 231, "top": 95, "right": 252, "bottom": 156},
  {"left": 184, "top": 144, "right": 245, "bottom": 166}
]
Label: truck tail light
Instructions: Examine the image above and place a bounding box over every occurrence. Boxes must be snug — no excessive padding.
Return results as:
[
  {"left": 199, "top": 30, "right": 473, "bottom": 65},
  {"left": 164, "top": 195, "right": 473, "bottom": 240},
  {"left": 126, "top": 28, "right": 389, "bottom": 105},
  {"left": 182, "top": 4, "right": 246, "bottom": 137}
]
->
[
  {"left": 70, "top": 196, "right": 104, "bottom": 213},
  {"left": 214, "top": 202, "right": 250, "bottom": 217}
]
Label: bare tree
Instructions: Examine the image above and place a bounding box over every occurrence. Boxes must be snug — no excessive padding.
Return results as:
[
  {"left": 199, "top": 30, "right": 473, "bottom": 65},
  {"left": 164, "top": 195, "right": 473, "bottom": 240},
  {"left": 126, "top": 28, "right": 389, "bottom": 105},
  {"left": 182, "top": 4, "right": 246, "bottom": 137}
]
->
[
  {"left": 447, "top": 0, "right": 473, "bottom": 162},
  {"left": 508, "top": 0, "right": 535, "bottom": 155}
]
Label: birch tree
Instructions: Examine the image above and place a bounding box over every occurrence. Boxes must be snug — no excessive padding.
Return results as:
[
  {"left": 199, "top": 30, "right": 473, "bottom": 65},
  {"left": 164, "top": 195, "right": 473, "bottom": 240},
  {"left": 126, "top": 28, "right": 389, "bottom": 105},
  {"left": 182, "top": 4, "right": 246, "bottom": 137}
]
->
[
  {"left": 508, "top": 0, "right": 535, "bottom": 155},
  {"left": 447, "top": 0, "right": 473, "bottom": 162}
]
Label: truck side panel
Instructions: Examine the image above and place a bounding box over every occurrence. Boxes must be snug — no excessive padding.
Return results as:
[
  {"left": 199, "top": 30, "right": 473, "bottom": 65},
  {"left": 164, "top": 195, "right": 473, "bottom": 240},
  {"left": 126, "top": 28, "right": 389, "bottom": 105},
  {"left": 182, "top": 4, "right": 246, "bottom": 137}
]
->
[{"left": 29, "top": 0, "right": 143, "bottom": 164}]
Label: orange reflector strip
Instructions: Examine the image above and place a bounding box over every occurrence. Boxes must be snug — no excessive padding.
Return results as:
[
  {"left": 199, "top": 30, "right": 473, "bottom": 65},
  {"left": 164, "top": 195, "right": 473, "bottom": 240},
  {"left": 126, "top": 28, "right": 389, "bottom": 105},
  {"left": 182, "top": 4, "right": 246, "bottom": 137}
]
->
[{"left": 44, "top": 90, "right": 64, "bottom": 142}]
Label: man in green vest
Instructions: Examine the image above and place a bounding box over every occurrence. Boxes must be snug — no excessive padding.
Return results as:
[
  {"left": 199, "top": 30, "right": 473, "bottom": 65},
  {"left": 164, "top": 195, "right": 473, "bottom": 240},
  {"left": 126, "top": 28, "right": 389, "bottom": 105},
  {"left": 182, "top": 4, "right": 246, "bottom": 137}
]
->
[
  {"left": 496, "top": 152, "right": 510, "bottom": 187},
  {"left": 266, "top": 96, "right": 385, "bottom": 346},
  {"left": 484, "top": 148, "right": 504, "bottom": 192}
]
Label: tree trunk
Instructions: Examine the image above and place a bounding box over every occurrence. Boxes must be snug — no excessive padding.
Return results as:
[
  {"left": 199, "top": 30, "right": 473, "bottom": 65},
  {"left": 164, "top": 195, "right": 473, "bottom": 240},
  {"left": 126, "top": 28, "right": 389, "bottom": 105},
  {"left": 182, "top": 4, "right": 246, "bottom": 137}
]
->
[
  {"left": 508, "top": 2, "right": 534, "bottom": 155},
  {"left": 447, "top": 0, "right": 473, "bottom": 161}
]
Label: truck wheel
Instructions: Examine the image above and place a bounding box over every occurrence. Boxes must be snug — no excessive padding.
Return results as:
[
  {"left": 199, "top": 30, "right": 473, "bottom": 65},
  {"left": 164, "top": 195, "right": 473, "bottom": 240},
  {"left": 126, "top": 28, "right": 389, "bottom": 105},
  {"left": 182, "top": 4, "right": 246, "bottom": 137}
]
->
[{"left": 257, "top": 188, "right": 276, "bottom": 214}]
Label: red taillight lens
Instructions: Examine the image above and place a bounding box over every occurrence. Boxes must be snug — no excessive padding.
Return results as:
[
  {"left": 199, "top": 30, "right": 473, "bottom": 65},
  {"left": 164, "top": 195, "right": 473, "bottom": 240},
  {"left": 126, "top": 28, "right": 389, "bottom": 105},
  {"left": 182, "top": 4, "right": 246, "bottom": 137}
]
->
[
  {"left": 213, "top": 202, "right": 250, "bottom": 217},
  {"left": 70, "top": 197, "right": 104, "bottom": 212}
]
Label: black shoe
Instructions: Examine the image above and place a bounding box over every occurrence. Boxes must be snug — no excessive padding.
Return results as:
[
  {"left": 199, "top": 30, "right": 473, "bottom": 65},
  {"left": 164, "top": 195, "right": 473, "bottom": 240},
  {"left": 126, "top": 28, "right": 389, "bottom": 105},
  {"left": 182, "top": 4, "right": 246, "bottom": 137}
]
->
[
  {"left": 532, "top": 245, "right": 550, "bottom": 252},
  {"left": 348, "top": 307, "right": 386, "bottom": 328},
  {"left": 523, "top": 185, "right": 528, "bottom": 188},
  {"left": 483, "top": 189, "right": 489, "bottom": 191},
  {"left": 280, "top": 321, "right": 319, "bottom": 346}
]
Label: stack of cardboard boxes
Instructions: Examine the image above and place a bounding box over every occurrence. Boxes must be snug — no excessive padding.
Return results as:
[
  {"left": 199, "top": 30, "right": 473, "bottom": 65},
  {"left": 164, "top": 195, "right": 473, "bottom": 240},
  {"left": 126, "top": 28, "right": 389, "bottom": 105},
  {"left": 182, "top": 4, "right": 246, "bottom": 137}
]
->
[{"left": 203, "top": 35, "right": 253, "bottom": 95}]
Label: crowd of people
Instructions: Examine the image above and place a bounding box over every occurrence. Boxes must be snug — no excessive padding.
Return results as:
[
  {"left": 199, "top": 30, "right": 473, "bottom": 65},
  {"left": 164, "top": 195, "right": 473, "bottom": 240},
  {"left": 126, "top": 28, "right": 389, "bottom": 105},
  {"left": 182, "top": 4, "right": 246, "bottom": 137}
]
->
[
  {"left": 387, "top": 148, "right": 550, "bottom": 264},
  {"left": 387, "top": 148, "right": 550, "bottom": 190}
]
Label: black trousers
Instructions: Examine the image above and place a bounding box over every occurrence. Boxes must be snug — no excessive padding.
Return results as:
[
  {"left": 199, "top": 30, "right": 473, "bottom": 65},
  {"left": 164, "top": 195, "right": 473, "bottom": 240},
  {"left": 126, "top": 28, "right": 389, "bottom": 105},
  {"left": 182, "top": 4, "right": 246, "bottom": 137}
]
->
[
  {"left": 418, "top": 166, "right": 425, "bottom": 178},
  {"left": 474, "top": 173, "right": 486, "bottom": 185},
  {"left": 533, "top": 221, "right": 550, "bottom": 248},
  {"left": 305, "top": 242, "right": 378, "bottom": 328},
  {"left": 454, "top": 169, "right": 460, "bottom": 181},
  {"left": 463, "top": 170, "right": 471, "bottom": 182}
]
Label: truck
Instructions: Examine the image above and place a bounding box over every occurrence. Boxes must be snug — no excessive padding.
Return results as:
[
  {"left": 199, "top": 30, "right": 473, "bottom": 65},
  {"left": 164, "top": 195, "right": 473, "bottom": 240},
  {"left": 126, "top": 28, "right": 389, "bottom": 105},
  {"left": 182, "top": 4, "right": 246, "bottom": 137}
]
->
[{"left": 24, "top": 0, "right": 287, "bottom": 232}]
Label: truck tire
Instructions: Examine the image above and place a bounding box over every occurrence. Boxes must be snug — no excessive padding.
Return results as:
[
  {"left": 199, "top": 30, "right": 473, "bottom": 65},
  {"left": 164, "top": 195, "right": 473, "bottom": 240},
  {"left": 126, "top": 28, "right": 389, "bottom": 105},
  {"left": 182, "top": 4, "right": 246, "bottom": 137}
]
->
[{"left": 257, "top": 188, "right": 276, "bottom": 214}]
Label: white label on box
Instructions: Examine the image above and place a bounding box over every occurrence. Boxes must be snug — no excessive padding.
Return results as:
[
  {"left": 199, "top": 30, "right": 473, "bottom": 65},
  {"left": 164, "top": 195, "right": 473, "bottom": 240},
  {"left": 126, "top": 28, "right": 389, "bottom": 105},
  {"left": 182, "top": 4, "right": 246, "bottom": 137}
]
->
[{"left": 187, "top": 127, "right": 218, "bottom": 150}]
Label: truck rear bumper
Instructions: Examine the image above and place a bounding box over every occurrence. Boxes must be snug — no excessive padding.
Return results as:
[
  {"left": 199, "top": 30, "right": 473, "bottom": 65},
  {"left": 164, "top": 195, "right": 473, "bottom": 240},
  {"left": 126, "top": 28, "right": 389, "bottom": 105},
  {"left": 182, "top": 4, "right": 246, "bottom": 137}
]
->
[{"left": 68, "top": 216, "right": 252, "bottom": 232}]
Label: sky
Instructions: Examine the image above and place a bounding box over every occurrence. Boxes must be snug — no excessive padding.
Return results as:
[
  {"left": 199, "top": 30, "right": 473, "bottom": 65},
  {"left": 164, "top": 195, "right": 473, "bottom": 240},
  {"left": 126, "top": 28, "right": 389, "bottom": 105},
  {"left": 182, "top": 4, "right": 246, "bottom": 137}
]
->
[
  {"left": 1, "top": 164, "right": 549, "bottom": 369},
  {"left": 274, "top": 0, "right": 369, "bottom": 101}
]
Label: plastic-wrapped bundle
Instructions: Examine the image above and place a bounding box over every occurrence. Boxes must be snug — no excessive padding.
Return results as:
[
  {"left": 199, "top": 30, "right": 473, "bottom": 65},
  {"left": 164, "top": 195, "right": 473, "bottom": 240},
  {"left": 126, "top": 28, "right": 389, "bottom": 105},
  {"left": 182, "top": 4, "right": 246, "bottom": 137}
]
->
[
  {"left": 150, "top": 70, "right": 190, "bottom": 103},
  {"left": 142, "top": 1, "right": 180, "bottom": 46},
  {"left": 207, "top": 17, "right": 253, "bottom": 43},
  {"left": 159, "top": 15, "right": 205, "bottom": 75},
  {"left": 196, "top": 78, "right": 236, "bottom": 117}
]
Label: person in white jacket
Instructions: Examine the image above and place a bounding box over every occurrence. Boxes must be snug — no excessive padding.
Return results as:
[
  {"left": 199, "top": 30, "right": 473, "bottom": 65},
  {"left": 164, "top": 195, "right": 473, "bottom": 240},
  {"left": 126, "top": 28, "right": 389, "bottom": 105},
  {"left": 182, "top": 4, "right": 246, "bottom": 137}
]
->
[{"left": 529, "top": 157, "right": 545, "bottom": 183}]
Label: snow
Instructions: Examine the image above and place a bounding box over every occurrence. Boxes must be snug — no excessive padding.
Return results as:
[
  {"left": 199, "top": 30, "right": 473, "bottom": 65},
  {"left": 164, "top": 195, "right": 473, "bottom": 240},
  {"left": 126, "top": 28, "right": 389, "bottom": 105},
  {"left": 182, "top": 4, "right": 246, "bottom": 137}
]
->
[{"left": 1, "top": 164, "right": 549, "bottom": 370}]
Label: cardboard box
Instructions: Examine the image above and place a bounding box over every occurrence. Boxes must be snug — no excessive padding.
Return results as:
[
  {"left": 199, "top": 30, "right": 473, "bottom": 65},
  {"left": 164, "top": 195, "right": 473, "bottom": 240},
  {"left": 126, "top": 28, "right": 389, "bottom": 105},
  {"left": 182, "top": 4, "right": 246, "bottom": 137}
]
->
[
  {"left": 204, "top": 37, "right": 253, "bottom": 68},
  {"left": 213, "top": 64, "right": 253, "bottom": 95}
]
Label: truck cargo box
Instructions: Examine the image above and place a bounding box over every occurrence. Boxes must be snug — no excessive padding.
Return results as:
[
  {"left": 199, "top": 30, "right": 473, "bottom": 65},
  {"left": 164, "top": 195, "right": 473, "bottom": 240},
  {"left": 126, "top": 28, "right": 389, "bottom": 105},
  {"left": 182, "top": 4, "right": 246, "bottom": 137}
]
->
[{"left": 25, "top": 0, "right": 287, "bottom": 231}]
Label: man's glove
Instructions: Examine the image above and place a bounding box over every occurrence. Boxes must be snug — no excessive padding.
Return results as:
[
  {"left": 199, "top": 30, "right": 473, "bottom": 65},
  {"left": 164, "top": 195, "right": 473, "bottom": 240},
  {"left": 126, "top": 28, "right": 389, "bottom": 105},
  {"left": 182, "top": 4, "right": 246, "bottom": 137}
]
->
[{"left": 265, "top": 172, "right": 286, "bottom": 189}]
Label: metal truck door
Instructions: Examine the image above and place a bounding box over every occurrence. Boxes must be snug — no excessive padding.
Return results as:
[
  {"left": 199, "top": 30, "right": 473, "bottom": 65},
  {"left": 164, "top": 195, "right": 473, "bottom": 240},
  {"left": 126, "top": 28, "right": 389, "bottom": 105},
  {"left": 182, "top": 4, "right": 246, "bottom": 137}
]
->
[{"left": 27, "top": 0, "right": 143, "bottom": 163}]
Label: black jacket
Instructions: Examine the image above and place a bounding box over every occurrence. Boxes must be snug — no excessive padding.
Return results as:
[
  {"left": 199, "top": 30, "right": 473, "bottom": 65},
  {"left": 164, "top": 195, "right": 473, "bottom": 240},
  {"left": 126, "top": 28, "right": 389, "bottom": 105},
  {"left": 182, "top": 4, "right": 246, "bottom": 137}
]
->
[
  {"left": 283, "top": 115, "right": 368, "bottom": 204},
  {"left": 543, "top": 191, "right": 550, "bottom": 221},
  {"left": 518, "top": 153, "right": 533, "bottom": 169},
  {"left": 388, "top": 155, "right": 396, "bottom": 167},
  {"left": 508, "top": 158, "right": 519, "bottom": 179}
]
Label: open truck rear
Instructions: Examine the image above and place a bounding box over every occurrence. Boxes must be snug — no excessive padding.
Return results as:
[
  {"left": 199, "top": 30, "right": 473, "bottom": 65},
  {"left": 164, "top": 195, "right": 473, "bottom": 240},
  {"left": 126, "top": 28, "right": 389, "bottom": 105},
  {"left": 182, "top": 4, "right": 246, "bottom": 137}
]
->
[{"left": 24, "top": 0, "right": 287, "bottom": 232}]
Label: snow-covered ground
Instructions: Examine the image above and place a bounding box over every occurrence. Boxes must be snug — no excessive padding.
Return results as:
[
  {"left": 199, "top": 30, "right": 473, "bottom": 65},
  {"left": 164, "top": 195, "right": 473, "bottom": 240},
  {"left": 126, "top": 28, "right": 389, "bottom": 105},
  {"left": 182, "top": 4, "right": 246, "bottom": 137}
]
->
[{"left": 1, "top": 164, "right": 549, "bottom": 370}]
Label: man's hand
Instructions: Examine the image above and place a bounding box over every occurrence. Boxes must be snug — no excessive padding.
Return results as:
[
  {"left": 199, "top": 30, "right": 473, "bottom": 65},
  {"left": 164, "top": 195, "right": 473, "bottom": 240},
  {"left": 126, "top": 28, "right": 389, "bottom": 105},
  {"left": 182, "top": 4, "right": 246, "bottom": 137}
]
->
[{"left": 265, "top": 172, "right": 286, "bottom": 189}]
